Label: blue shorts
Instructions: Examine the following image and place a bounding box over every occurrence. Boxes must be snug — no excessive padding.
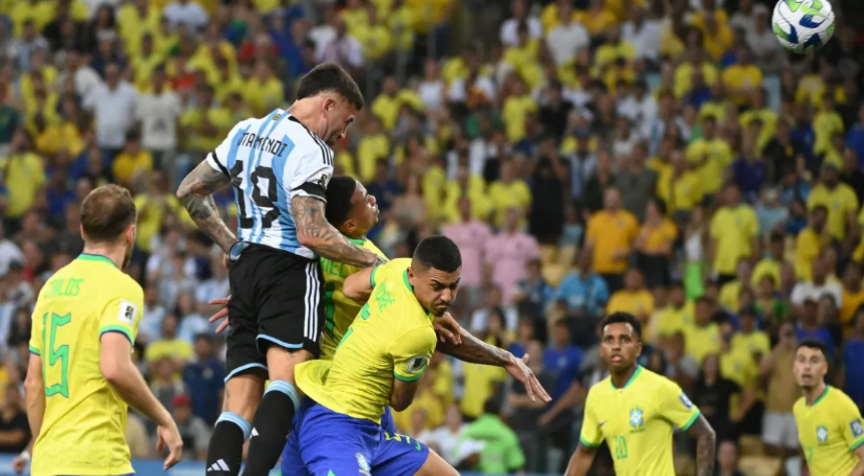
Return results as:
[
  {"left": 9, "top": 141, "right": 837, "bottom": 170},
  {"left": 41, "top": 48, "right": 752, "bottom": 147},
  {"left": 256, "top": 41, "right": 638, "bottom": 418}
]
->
[{"left": 281, "top": 400, "right": 428, "bottom": 476}]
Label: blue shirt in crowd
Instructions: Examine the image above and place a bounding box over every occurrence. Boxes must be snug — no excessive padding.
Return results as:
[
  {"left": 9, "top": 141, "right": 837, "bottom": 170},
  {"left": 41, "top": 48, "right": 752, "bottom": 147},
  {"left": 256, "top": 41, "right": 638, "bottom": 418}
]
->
[
  {"left": 847, "top": 125, "right": 864, "bottom": 168},
  {"left": 843, "top": 339, "right": 864, "bottom": 408},
  {"left": 555, "top": 271, "right": 609, "bottom": 317},
  {"left": 797, "top": 326, "right": 835, "bottom": 357},
  {"left": 543, "top": 345, "right": 583, "bottom": 401},
  {"left": 183, "top": 358, "right": 225, "bottom": 425}
]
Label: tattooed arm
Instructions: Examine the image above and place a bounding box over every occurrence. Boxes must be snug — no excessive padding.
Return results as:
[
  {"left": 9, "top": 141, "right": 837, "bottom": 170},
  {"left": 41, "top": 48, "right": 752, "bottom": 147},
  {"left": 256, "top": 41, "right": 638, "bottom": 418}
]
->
[
  {"left": 177, "top": 160, "right": 237, "bottom": 253},
  {"left": 686, "top": 414, "right": 716, "bottom": 476},
  {"left": 291, "top": 195, "right": 382, "bottom": 268},
  {"left": 436, "top": 331, "right": 551, "bottom": 402}
]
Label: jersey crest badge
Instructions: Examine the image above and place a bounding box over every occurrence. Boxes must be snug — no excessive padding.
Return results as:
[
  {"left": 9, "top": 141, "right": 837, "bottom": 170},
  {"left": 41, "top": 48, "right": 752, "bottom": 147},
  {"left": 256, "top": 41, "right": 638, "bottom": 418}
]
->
[
  {"left": 851, "top": 419, "right": 863, "bottom": 438},
  {"left": 356, "top": 453, "right": 371, "bottom": 475},
  {"left": 407, "top": 355, "right": 429, "bottom": 373},
  {"left": 117, "top": 300, "right": 138, "bottom": 326},
  {"left": 629, "top": 407, "right": 643, "bottom": 429},
  {"left": 679, "top": 393, "right": 694, "bottom": 411},
  {"left": 817, "top": 426, "right": 828, "bottom": 443}
]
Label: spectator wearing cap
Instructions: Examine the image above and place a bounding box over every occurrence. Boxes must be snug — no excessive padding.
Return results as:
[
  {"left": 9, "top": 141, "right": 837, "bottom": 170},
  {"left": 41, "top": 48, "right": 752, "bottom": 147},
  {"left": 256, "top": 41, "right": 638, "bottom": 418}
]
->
[
  {"left": 172, "top": 393, "right": 211, "bottom": 461},
  {"left": 567, "top": 126, "right": 597, "bottom": 203},
  {"left": 710, "top": 182, "right": 759, "bottom": 286},
  {"left": 686, "top": 297, "right": 722, "bottom": 365},
  {"left": 585, "top": 187, "right": 638, "bottom": 293}
]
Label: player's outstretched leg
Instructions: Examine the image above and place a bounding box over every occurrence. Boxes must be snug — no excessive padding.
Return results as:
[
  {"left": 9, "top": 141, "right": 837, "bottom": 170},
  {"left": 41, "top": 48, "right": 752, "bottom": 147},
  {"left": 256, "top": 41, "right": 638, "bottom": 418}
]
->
[
  {"left": 241, "top": 348, "right": 308, "bottom": 476},
  {"left": 413, "top": 448, "right": 459, "bottom": 476},
  {"left": 206, "top": 374, "right": 264, "bottom": 475}
]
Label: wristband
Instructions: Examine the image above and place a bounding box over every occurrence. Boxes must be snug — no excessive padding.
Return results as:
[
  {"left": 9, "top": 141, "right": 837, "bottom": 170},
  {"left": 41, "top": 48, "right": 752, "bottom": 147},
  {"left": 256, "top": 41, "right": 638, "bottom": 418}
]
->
[{"left": 19, "top": 451, "right": 30, "bottom": 461}]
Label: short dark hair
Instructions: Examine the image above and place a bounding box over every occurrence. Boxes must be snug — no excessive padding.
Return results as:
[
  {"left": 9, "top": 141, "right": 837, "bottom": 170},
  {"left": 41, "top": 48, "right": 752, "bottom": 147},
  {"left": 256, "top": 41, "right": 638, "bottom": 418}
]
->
[
  {"left": 797, "top": 338, "right": 828, "bottom": 357},
  {"left": 413, "top": 236, "right": 462, "bottom": 273},
  {"left": 601, "top": 312, "right": 642, "bottom": 341},
  {"left": 81, "top": 185, "right": 137, "bottom": 242},
  {"left": 296, "top": 63, "right": 364, "bottom": 110},
  {"left": 483, "top": 397, "right": 501, "bottom": 416},
  {"left": 811, "top": 205, "right": 829, "bottom": 216},
  {"left": 324, "top": 176, "right": 357, "bottom": 228}
]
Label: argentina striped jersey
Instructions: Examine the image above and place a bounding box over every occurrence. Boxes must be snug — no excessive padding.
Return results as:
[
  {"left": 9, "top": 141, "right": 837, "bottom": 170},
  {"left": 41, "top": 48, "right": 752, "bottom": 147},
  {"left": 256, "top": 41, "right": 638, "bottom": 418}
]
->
[{"left": 205, "top": 109, "right": 334, "bottom": 258}]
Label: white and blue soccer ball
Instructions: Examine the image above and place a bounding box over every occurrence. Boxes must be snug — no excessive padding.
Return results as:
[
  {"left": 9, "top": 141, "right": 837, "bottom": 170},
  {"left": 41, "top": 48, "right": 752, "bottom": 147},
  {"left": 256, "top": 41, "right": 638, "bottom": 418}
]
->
[{"left": 772, "top": 0, "right": 835, "bottom": 53}]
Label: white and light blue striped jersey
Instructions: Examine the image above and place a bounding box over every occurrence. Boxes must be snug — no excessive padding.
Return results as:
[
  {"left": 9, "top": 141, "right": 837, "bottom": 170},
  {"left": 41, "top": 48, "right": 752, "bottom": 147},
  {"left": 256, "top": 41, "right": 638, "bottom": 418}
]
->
[{"left": 205, "top": 109, "right": 334, "bottom": 258}]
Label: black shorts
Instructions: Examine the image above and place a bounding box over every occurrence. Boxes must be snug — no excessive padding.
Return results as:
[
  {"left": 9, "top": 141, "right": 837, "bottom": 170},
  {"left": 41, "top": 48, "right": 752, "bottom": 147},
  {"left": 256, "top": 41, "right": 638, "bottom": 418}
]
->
[{"left": 224, "top": 243, "right": 324, "bottom": 382}]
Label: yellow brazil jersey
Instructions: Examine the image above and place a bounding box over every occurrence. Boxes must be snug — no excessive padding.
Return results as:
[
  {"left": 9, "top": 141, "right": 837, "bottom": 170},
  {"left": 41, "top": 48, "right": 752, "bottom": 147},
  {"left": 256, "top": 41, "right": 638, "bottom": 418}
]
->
[
  {"left": 319, "top": 237, "right": 387, "bottom": 360},
  {"left": 580, "top": 366, "right": 701, "bottom": 476},
  {"left": 795, "top": 386, "right": 864, "bottom": 476},
  {"left": 796, "top": 227, "right": 831, "bottom": 280},
  {"left": 295, "top": 258, "right": 437, "bottom": 423},
  {"left": 731, "top": 331, "right": 770, "bottom": 358},
  {"left": 649, "top": 303, "right": 694, "bottom": 343},
  {"left": 685, "top": 323, "right": 721, "bottom": 364},
  {"left": 29, "top": 254, "right": 144, "bottom": 476},
  {"left": 685, "top": 137, "right": 733, "bottom": 196},
  {"left": 808, "top": 184, "right": 859, "bottom": 241},
  {"left": 606, "top": 290, "right": 654, "bottom": 319},
  {"left": 656, "top": 169, "right": 702, "bottom": 214},
  {"left": 710, "top": 205, "right": 758, "bottom": 275}
]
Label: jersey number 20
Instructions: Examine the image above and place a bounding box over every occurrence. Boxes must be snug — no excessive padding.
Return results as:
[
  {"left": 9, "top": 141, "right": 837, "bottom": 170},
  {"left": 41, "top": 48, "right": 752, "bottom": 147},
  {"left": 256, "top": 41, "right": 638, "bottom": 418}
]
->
[{"left": 41, "top": 312, "right": 71, "bottom": 398}]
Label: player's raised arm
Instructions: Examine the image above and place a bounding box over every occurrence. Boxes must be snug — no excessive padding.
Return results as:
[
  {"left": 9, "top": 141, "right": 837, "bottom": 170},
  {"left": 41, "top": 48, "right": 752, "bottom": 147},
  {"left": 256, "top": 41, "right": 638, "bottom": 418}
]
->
[
  {"left": 342, "top": 263, "right": 380, "bottom": 303},
  {"left": 177, "top": 158, "right": 237, "bottom": 254},
  {"left": 291, "top": 194, "right": 382, "bottom": 268},
  {"left": 435, "top": 327, "right": 551, "bottom": 402}
]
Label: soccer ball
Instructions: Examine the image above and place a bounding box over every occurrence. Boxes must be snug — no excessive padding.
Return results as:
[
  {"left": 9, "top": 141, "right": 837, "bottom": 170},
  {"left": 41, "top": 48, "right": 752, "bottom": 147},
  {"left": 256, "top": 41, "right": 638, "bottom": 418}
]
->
[{"left": 772, "top": 0, "right": 835, "bottom": 53}]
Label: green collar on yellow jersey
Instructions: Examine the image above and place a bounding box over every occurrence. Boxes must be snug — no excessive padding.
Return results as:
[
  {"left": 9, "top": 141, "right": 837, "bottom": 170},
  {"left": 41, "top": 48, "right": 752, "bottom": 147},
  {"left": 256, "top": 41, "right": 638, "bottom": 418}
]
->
[
  {"left": 611, "top": 365, "right": 643, "bottom": 390},
  {"left": 403, "top": 269, "right": 434, "bottom": 319},
  {"left": 347, "top": 236, "right": 366, "bottom": 245},
  {"left": 78, "top": 253, "right": 117, "bottom": 268},
  {"left": 807, "top": 385, "right": 831, "bottom": 407}
]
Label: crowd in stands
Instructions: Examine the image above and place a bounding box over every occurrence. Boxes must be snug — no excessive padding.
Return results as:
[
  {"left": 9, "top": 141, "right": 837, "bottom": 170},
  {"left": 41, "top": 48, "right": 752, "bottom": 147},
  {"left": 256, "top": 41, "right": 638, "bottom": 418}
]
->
[{"left": 2, "top": 0, "right": 864, "bottom": 474}]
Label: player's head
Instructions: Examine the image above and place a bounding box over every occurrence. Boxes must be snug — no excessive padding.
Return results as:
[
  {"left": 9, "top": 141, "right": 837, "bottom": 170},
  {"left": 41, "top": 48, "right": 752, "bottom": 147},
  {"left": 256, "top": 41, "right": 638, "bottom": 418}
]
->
[
  {"left": 599, "top": 312, "right": 643, "bottom": 373},
  {"left": 793, "top": 338, "right": 829, "bottom": 391},
  {"left": 295, "top": 63, "right": 364, "bottom": 146},
  {"left": 409, "top": 236, "right": 462, "bottom": 316},
  {"left": 80, "top": 184, "right": 137, "bottom": 268},
  {"left": 324, "top": 176, "right": 379, "bottom": 238}
]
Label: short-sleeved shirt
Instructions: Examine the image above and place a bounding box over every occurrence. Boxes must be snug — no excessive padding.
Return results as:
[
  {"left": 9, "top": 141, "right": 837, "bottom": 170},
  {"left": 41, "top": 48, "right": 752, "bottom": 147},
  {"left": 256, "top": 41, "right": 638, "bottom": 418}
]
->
[
  {"left": 29, "top": 254, "right": 144, "bottom": 476},
  {"left": 587, "top": 210, "right": 639, "bottom": 274},
  {"left": 795, "top": 386, "right": 864, "bottom": 476},
  {"left": 796, "top": 227, "right": 832, "bottom": 280},
  {"left": 808, "top": 184, "right": 859, "bottom": 241},
  {"left": 710, "top": 205, "right": 759, "bottom": 275},
  {"left": 580, "top": 366, "right": 701, "bottom": 476},
  {"left": 295, "top": 258, "right": 437, "bottom": 423},
  {"left": 205, "top": 110, "right": 334, "bottom": 257}
]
